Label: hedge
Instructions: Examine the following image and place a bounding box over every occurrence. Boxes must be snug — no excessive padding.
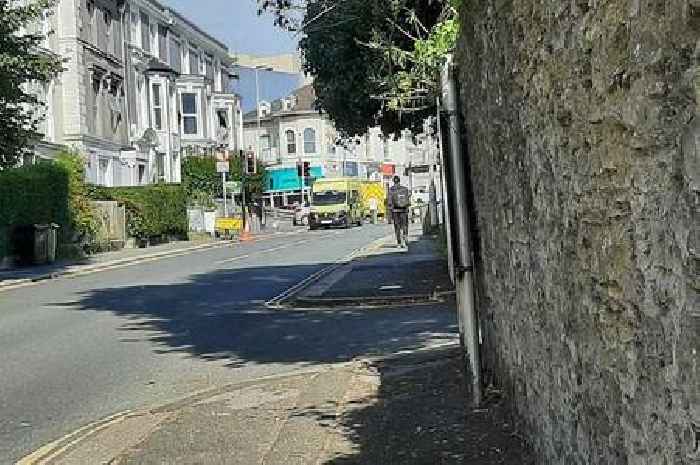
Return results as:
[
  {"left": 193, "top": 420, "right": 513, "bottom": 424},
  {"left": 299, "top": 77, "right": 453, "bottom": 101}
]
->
[
  {"left": 0, "top": 163, "right": 71, "bottom": 260},
  {"left": 88, "top": 184, "right": 187, "bottom": 240},
  {"left": 182, "top": 155, "right": 268, "bottom": 204}
]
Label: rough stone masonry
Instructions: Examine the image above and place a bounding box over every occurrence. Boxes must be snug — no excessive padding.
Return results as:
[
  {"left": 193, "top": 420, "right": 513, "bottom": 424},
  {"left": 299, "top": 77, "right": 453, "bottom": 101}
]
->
[{"left": 456, "top": 0, "right": 698, "bottom": 464}]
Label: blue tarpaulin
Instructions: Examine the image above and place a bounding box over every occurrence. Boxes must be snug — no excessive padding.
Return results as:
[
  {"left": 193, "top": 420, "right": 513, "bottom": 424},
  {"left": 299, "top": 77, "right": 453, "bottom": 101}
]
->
[{"left": 266, "top": 166, "right": 324, "bottom": 192}]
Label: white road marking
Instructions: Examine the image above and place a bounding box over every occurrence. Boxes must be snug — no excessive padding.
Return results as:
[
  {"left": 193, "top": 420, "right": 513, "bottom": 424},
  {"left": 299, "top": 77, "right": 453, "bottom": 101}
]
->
[{"left": 216, "top": 254, "right": 251, "bottom": 265}]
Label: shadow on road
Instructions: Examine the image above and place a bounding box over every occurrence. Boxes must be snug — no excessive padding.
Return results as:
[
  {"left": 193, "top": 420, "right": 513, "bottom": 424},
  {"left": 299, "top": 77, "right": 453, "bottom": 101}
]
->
[{"left": 55, "top": 262, "right": 458, "bottom": 368}]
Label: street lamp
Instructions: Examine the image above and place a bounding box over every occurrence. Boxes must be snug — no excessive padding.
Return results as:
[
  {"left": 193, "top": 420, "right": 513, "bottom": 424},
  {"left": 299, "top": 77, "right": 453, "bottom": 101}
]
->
[{"left": 254, "top": 65, "right": 274, "bottom": 165}]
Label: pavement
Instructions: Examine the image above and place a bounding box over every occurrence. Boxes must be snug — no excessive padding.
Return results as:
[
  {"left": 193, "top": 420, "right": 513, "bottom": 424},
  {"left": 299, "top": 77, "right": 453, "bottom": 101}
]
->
[
  {"left": 291, "top": 226, "right": 454, "bottom": 308},
  {"left": 10, "top": 223, "right": 533, "bottom": 464},
  {"left": 20, "top": 345, "right": 534, "bottom": 465}
]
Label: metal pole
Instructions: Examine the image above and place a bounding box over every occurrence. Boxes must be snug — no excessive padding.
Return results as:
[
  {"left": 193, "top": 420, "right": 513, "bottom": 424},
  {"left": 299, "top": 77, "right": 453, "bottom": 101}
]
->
[
  {"left": 222, "top": 171, "right": 228, "bottom": 217},
  {"left": 436, "top": 99, "right": 448, "bottom": 228},
  {"left": 255, "top": 68, "right": 261, "bottom": 165},
  {"left": 241, "top": 169, "right": 247, "bottom": 229},
  {"left": 298, "top": 159, "right": 303, "bottom": 204},
  {"left": 441, "top": 54, "right": 482, "bottom": 406}
]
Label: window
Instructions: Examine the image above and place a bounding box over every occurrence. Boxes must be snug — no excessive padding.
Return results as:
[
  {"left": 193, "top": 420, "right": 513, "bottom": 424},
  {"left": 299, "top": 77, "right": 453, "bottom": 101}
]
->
[
  {"left": 156, "top": 152, "right": 165, "bottom": 180},
  {"left": 260, "top": 134, "right": 271, "bottom": 160},
  {"left": 205, "top": 56, "right": 214, "bottom": 81},
  {"left": 169, "top": 36, "right": 181, "bottom": 72},
  {"left": 150, "top": 23, "right": 156, "bottom": 54},
  {"left": 216, "top": 109, "right": 228, "bottom": 128},
  {"left": 85, "top": 0, "right": 94, "bottom": 42},
  {"left": 104, "top": 10, "right": 112, "bottom": 53},
  {"left": 158, "top": 24, "right": 167, "bottom": 62},
  {"left": 130, "top": 10, "right": 138, "bottom": 45},
  {"left": 216, "top": 109, "right": 229, "bottom": 145},
  {"left": 303, "top": 128, "right": 316, "bottom": 154},
  {"left": 286, "top": 130, "right": 296, "bottom": 155},
  {"left": 188, "top": 49, "right": 199, "bottom": 75},
  {"left": 138, "top": 165, "right": 145, "bottom": 185},
  {"left": 140, "top": 12, "right": 149, "bottom": 52},
  {"left": 98, "top": 158, "right": 110, "bottom": 186},
  {"left": 181, "top": 93, "right": 198, "bottom": 135},
  {"left": 151, "top": 83, "right": 162, "bottom": 130},
  {"left": 89, "top": 76, "right": 100, "bottom": 134}
]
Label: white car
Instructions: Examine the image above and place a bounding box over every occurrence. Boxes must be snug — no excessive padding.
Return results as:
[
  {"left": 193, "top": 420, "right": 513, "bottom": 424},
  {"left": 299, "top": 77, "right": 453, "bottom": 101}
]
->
[{"left": 293, "top": 203, "right": 310, "bottom": 226}]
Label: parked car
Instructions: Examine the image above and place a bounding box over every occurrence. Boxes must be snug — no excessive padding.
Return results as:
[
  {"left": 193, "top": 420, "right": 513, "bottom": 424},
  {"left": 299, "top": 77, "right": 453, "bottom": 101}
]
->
[{"left": 293, "top": 202, "right": 310, "bottom": 226}]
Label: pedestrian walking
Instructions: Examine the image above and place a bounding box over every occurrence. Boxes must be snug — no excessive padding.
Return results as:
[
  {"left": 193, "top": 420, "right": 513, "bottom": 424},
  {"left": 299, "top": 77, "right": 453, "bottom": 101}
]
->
[
  {"left": 388, "top": 176, "right": 410, "bottom": 248},
  {"left": 368, "top": 196, "right": 378, "bottom": 224}
]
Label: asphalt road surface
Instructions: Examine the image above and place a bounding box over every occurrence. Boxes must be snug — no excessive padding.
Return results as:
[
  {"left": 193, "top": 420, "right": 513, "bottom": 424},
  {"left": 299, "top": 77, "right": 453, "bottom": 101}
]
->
[{"left": 0, "top": 224, "right": 457, "bottom": 463}]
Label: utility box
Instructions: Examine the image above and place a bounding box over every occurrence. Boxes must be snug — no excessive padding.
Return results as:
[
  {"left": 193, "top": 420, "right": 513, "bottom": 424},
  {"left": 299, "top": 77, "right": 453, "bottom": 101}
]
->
[{"left": 33, "top": 223, "right": 60, "bottom": 264}]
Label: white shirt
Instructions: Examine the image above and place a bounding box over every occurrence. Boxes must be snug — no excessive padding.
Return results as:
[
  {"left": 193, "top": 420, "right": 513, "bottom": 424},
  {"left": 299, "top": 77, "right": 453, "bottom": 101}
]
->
[{"left": 368, "top": 197, "right": 378, "bottom": 210}]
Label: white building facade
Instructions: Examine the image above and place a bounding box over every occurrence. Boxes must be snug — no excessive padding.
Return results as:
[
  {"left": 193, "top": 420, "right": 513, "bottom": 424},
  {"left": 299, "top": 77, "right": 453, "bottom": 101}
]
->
[
  {"left": 31, "top": 0, "right": 243, "bottom": 186},
  {"left": 242, "top": 85, "right": 436, "bottom": 206}
]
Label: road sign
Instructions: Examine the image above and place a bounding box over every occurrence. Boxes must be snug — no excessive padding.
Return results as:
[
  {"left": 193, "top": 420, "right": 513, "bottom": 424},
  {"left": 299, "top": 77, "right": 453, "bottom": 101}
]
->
[
  {"left": 216, "top": 161, "right": 229, "bottom": 173},
  {"left": 224, "top": 181, "right": 242, "bottom": 193},
  {"left": 406, "top": 164, "right": 430, "bottom": 174},
  {"left": 215, "top": 217, "right": 243, "bottom": 231}
]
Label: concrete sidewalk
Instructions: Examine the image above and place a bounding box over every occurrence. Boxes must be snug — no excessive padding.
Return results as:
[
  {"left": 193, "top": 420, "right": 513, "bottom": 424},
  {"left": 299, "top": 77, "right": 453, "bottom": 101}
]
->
[
  {"left": 292, "top": 225, "right": 453, "bottom": 307},
  {"left": 19, "top": 345, "right": 533, "bottom": 465}
]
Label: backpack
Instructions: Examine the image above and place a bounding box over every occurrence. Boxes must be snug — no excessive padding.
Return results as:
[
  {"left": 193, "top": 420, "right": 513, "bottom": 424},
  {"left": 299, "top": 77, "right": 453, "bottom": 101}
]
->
[{"left": 391, "top": 186, "right": 410, "bottom": 208}]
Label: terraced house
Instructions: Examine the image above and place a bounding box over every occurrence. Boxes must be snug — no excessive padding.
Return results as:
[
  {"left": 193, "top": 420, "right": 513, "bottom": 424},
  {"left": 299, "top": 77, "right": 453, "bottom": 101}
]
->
[{"left": 30, "top": 0, "right": 242, "bottom": 186}]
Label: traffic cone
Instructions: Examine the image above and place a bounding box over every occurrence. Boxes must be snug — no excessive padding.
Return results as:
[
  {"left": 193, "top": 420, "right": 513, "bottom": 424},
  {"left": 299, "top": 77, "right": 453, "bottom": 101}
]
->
[{"left": 239, "top": 216, "right": 253, "bottom": 242}]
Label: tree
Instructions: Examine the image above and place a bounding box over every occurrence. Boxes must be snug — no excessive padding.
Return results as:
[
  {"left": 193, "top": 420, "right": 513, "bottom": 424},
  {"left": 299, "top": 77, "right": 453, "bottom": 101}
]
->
[
  {"left": 182, "top": 155, "right": 268, "bottom": 205},
  {"left": 259, "top": 0, "right": 458, "bottom": 136},
  {"left": 0, "top": 0, "right": 63, "bottom": 169}
]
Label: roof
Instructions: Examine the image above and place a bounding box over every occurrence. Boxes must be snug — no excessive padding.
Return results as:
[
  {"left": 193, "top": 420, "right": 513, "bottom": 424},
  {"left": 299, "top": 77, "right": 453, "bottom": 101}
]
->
[
  {"left": 243, "top": 84, "right": 319, "bottom": 123},
  {"left": 143, "top": 0, "right": 229, "bottom": 53}
]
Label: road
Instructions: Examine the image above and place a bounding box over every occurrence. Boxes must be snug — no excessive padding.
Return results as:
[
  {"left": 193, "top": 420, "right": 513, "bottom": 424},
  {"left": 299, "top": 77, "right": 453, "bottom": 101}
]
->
[{"left": 0, "top": 224, "right": 457, "bottom": 463}]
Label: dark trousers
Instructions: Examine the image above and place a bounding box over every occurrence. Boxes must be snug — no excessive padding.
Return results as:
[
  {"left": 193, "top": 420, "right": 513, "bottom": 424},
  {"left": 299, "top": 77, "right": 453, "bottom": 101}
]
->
[{"left": 392, "top": 209, "right": 409, "bottom": 245}]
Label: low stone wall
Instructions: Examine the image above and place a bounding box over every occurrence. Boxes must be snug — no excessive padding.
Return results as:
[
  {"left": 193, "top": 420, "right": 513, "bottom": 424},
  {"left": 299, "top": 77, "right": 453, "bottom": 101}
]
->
[{"left": 456, "top": 1, "right": 698, "bottom": 463}]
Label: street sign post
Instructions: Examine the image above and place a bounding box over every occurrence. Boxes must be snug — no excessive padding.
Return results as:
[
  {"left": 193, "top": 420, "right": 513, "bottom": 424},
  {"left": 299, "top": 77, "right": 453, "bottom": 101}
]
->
[
  {"left": 216, "top": 161, "right": 230, "bottom": 217},
  {"left": 224, "top": 181, "right": 242, "bottom": 193}
]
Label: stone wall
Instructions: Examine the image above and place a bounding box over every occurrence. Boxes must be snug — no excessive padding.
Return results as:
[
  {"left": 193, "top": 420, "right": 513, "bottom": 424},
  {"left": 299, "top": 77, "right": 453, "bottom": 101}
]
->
[{"left": 455, "top": 1, "right": 698, "bottom": 464}]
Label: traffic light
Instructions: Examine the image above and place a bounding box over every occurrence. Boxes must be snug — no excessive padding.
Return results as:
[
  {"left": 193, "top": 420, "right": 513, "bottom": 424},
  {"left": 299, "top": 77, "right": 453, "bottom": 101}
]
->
[
  {"left": 303, "top": 162, "right": 311, "bottom": 178},
  {"left": 246, "top": 151, "right": 256, "bottom": 175},
  {"left": 297, "top": 162, "right": 303, "bottom": 178}
]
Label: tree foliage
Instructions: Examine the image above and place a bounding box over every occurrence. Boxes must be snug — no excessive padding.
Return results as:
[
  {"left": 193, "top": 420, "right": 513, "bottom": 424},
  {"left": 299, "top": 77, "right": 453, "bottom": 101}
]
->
[
  {"left": 182, "top": 156, "right": 268, "bottom": 206},
  {"left": 88, "top": 184, "right": 188, "bottom": 240},
  {"left": 0, "top": 162, "right": 68, "bottom": 259},
  {"left": 54, "top": 150, "right": 97, "bottom": 242},
  {"left": 259, "top": 0, "right": 458, "bottom": 136},
  {"left": 0, "top": 0, "right": 64, "bottom": 169}
]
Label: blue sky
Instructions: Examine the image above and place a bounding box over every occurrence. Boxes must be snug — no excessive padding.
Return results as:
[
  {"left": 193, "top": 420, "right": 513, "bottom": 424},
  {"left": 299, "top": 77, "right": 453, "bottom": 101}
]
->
[
  {"left": 164, "top": 0, "right": 299, "bottom": 55},
  {"left": 164, "top": 0, "right": 303, "bottom": 110}
]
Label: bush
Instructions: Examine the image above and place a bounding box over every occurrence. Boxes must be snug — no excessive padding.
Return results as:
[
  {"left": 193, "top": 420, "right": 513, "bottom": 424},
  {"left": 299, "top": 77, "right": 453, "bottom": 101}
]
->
[
  {"left": 54, "top": 150, "right": 97, "bottom": 242},
  {"left": 0, "top": 162, "right": 71, "bottom": 260},
  {"left": 182, "top": 156, "right": 220, "bottom": 201},
  {"left": 88, "top": 184, "right": 187, "bottom": 240},
  {"left": 181, "top": 155, "right": 268, "bottom": 204}
]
